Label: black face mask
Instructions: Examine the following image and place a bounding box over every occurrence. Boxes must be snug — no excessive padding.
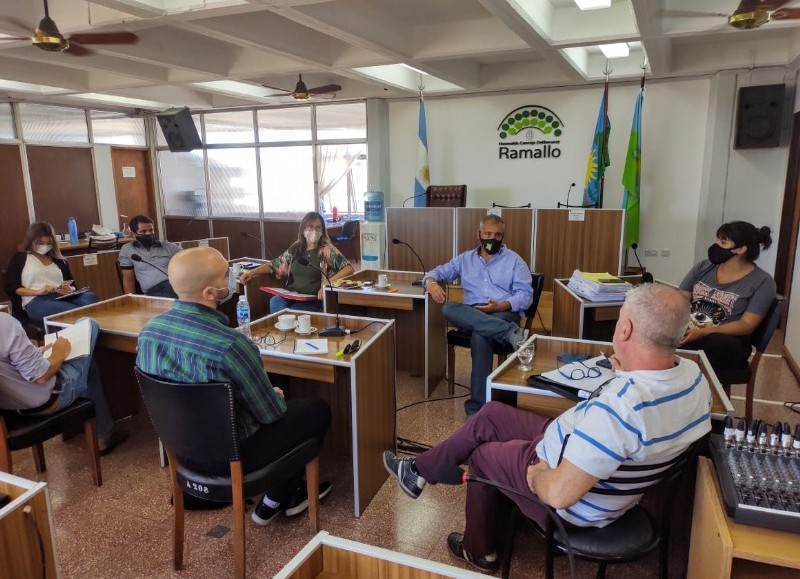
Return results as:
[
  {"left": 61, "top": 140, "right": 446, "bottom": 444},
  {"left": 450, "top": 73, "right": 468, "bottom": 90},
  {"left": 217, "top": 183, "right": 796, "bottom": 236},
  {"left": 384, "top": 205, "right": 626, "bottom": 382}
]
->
[
  {"left": 707, "top": 243, "right": 737, "bottom": 265},
  {"left": 479, "top": 237, "right": 503, "bottom": 255},
  {"left": 136, "top": 234, "right": 156, "bottom": 248}
]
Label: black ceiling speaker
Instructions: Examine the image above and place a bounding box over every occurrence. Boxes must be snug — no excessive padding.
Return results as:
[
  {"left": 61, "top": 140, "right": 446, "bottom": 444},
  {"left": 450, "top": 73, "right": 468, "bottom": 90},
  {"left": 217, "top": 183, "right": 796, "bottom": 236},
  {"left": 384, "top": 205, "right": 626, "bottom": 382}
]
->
[
  {"left": 156, "top": 107, "right": 202, "bottom": 152},
  {"left": 734, "top": 84, "right": 786, "bottom": 149}
]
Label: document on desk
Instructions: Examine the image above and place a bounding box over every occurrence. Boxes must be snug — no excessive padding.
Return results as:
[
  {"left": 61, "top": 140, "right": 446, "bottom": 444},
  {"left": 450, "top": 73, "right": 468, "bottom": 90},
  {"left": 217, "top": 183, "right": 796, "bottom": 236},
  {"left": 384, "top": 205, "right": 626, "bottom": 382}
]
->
[
  {"left": 43, "top": 318, "right": 91, "bottom": 361},
  {"left": 539, "top": 355, "right": 615, "bottom": 393},
  {"left": 293, "top": 339, "right": 329, "bottom": 355}
]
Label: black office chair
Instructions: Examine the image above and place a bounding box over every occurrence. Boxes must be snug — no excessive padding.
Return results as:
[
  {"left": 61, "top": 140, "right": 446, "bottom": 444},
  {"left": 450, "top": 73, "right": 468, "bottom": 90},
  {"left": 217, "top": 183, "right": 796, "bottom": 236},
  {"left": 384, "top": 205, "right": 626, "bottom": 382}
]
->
[
  {"left": 134, "top": 368, "right": 322, "bottom": 579},
  {"left": 426, "top": 184, "right": 467, "bottom": 207},
  {"left": 501, "top": 439, "right": 699, "bottom": 579},
  {"left": 447, "top": 273, "right": 545, "bottom": 394},
  {"left": 713, "top": 297, "right": 783, "bottom": 422},
  {"left": 0, "top": 399, "right": 102, "bottom": 486},
  {"left": 115, "top": 260, "right": 142, "bottom": 294},
  {"left": 1, "top": 268, "right": 46, "bottom": 343},
  {"left": 332, "top": 219, "right": 360, "bottom": 263}
]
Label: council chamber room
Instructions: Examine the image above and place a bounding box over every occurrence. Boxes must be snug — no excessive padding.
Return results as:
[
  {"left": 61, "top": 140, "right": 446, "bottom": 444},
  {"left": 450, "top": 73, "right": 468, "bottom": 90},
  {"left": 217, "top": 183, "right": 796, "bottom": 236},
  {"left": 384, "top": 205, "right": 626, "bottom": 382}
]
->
[{"left": 1, "top": 1, "right": 800, "bottom": 578}]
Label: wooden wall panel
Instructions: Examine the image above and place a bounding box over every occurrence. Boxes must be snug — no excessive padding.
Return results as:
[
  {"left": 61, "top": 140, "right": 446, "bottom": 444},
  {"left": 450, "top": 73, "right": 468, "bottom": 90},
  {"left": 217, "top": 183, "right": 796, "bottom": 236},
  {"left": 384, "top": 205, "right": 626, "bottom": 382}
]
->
[
  {"left": 264, "top": 220, "right": 301, "bottom": 260},
  {"left": 386, "top": 208, "right": 454, "bottom": 272},
  {"left": 211, "top": 219, "right": 261, "bottom": 260},
  {"left": 0, "top": 145, "right": 30, "bottom": 301},
  {"left": 164, "top": 217, "right": 210, "bottom": 242},
  {"left": 456, "top": 208, "right": 532, "bottom": 265},
  {"left": 27, "top": 146, "right": 99, "bottom": 236}
]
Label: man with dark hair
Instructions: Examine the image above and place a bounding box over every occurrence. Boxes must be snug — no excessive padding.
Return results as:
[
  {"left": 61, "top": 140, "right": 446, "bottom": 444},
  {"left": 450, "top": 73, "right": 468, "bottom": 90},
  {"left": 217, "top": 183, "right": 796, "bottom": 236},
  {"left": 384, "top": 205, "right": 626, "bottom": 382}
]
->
[
  {"left": 118, "top": 215, "right": 181, "bottom": 298},
  {"left": 423, "top": 214, "right": 533, "bottom": 415}
]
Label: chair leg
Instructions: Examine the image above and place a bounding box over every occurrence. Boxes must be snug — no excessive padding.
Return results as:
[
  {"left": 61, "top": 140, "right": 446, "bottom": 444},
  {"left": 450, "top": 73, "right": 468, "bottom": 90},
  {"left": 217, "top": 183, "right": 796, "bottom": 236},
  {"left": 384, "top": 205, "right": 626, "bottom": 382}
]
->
[
  {"left": 32, "top": 443, "right": 46, "bottom": 473},
  {"left": 500, "top": 508, "right": 518, "bottom": 579},
  {"left": 447, "top": 343, "right": 455, "bottom": 395},
  {"left": 231, "top": 462, "right": 246, "bottom": 579},
  {"left": 83, "top": 418, "right": 102, "bottom": 487},
  {"left": 0, "top": 419, "right": 11, "bottom": 473},
  {"left": 745, "top": 353, "right": 762, "bottom": 423},
  {"left": 306, "top": 457, "right": 320, "bottom": 534},
  {"left": 166, "top": 449, "right": 185, "bottom": 571}
]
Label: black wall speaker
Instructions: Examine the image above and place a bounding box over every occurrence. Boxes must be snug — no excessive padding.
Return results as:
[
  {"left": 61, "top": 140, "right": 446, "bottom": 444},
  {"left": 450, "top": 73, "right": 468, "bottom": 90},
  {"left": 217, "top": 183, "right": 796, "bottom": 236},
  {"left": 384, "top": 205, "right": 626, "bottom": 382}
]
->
[
  {"left": 734, "top": 84, "right": 785, "bottom": 149},
  {"left": 156, "top": 107, "right": 202, "bottom": 152}
]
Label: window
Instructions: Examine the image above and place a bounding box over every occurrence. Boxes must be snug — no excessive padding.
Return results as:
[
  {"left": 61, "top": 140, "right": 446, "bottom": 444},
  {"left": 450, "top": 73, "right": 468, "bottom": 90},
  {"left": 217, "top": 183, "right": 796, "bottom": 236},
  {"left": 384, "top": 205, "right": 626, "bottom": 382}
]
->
[
  {"left": 315, "top": 102, "right": 366, "bottom": 140},
  {"left": 0, "top": 103, "right": 14, "bottom": 140},
  {"left": 257, "top": 106, "right": 311, "bottom": 142},
  {"left": 19, "top": 103, "right": 88, "bottom": 143},
  {"left": 260, "top": 146, "right": 314, "bottom": 217},
  {"left": 208, "top": 148, "right": 260, "bottom": 217},
  {"left": 204, "top": 110, "right": 255, "bottom": 145},
  {"left": 158, "top": 151, "right": 207, "bottom": 217},
  {"left": 91, "top": 111, "right": 146, "bottom": 146},
  {"left": 317, "top": 143, "right": 367, "bottom": 215}
]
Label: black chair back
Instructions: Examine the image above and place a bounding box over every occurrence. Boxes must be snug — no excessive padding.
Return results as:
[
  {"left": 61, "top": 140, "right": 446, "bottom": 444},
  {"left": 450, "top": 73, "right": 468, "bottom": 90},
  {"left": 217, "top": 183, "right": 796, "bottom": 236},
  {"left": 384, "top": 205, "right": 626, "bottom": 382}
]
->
[
  {"left": 135, "top": 368, "right": 240, "bottom": 464},
  {"left": 339, "top": 219, "right": 359, "bottom": 240},
  {"left": 750, "top": 297, "right": 783, "bottom": 353},
  {"left": 116, "top": 260, "right": 142, "bottom": 294},
  {"left": 426, "top": 184, "right": 467, "bottom": 207},
  {"left": 525, "top": 273, "right": 545, "bottom": 330}
]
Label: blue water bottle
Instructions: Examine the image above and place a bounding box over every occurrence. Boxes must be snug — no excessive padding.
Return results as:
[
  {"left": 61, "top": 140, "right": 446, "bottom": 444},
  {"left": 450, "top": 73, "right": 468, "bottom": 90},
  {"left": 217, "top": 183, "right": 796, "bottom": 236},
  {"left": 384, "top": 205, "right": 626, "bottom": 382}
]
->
[
  {"left": 67, "top": 217, "right": 78, "bottom": 245},
  {"left": 236, "top": 295, "right": 251, "bottom": 338}
]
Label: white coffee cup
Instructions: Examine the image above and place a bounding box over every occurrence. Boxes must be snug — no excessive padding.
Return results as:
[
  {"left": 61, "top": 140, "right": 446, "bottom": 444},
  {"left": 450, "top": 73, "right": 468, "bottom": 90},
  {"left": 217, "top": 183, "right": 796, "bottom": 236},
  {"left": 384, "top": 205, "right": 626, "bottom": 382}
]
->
[
  {"left": 277, "top": 314, "right": 296, "bottom": 329},
  {"left": 377, "top": 273, "right": 389, "bottom": 287},
  {"left": 297, "top": 314, "right": 312, "bottom": 333}
]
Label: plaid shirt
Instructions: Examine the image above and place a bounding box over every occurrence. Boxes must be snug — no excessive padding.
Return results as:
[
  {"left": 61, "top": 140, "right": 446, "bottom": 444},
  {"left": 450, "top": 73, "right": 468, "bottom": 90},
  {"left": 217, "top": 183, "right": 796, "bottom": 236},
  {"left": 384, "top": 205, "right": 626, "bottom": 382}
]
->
[{"left": 136, "top": 301, "right": 286, "bottom": 439}]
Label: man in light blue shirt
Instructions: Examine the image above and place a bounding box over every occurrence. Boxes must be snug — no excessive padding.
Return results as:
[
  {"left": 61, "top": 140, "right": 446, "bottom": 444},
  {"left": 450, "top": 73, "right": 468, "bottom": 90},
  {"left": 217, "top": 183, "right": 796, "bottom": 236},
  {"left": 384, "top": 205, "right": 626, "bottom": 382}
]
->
[{"left": 423, "top": 214, "right": 532, "bottom": 415}]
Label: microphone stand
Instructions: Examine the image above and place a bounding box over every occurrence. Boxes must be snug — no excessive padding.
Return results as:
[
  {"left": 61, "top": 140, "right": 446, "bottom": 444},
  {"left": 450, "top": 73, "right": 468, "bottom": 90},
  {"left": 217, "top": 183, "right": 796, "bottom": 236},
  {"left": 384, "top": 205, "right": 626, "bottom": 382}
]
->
[
  {"left": 297, "top": 256, "right": 345, "bottom": 337},
  {"left": 391, "top": 238, "right": 427, "bottom": 285},
  {"left": 630, "top": 243, "right": 654, "bottom": 283},
  {"left": 402, "top": 191, "right": 427, "bottom": 207},
  {"left": 130, "top": 253, "right": 169, "bottom": 276},
  {"left": 241, "top": 231, "right": 275, "bottom": 260},
  {"left": 557, "top": 182, "right": 591, "bottom": 208}
]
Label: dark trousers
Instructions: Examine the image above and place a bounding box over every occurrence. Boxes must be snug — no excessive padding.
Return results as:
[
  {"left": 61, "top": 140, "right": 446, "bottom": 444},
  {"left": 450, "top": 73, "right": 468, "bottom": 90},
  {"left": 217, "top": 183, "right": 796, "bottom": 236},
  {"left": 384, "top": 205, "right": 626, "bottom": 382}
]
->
[
  {"left": 145, "top": 279, "right": 178, "bottom": 299},
  {"left": 414, "top": 401, "right": 552, "bottom": 557},
  {"left": 683, "top": 332, "right": 752, "bottom": 379}
]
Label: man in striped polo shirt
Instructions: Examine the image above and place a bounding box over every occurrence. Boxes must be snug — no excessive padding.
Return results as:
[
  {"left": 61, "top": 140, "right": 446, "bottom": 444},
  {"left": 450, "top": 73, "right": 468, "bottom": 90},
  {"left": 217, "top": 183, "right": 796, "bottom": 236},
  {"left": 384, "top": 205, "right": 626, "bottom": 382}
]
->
[{"left": 384, "top": 284, "right": 711, "bottom": 573}]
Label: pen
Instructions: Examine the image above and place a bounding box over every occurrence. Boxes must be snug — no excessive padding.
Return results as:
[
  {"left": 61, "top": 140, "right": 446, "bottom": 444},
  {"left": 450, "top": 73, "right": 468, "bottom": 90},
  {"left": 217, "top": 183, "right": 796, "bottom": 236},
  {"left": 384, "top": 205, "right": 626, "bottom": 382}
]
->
[{"left": 306, "top": 342, "right": 319, "bottom": 351}]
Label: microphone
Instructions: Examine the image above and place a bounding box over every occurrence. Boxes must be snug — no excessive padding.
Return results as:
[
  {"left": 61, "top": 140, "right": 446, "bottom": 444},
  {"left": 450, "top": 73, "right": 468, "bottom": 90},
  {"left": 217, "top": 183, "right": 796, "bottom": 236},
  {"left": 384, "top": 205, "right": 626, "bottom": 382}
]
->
[
  {"left": 241, "top": 231, "right": 274, "bottom": 260},
  {"left": 630, "top": 243, "right": 654, "bottom": 283},
  {"left": 432, "top": 464, "right": 576, "bottom": 579},
  {"left": 297, "top": 256, "right": 345, "bottom": 337},
  {"left": 557, "top": 182, "right": 577, "bottom": 208},
  {"left": 391, "top": 238, "right": 427, "bottom": 285},
  {"left": 131, "top": 254, "right": 168, "bottom": 276},
  {"left": 402, "top": 191, "right": 428, "bottom": 207}
]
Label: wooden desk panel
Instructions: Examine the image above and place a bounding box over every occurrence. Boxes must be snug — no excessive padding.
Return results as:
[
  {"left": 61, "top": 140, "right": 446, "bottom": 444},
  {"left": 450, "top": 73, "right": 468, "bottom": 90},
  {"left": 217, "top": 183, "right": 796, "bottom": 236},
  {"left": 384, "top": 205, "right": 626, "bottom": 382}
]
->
[
  {"left": 386, "top": 208, "right": 455, "bottom": 272},
  {"left": 164, "top": 217, "right": 211, "bottom": 242},
  {"left": 66, "top": 251, "right": 124, "bottom": 301}
]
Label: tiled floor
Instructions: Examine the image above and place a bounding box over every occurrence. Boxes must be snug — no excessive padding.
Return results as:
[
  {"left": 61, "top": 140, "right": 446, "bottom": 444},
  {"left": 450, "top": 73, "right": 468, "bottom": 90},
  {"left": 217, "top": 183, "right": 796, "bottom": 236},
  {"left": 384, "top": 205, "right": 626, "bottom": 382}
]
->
[{"left": 7, "top": 332, "right": 800, "bottom": 578}]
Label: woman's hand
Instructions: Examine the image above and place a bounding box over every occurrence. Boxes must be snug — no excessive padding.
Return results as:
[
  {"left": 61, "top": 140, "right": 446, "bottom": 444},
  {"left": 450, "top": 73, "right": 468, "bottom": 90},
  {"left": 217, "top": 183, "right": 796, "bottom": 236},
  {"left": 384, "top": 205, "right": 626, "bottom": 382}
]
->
[
  {"left": 317, "top": 287, "right": 324, "bottom": 300},
  {"left": 239, "top": 270, "right": 253, "bottom": 284},
  {"left": 55, "top": 283, "right": 73, "bottom": 296},
  {"left": 39, "top": 284, "right": 56, "bottom": 295},
  {"left": 679, "top": 324, "right": 708, "bottom": 346}
]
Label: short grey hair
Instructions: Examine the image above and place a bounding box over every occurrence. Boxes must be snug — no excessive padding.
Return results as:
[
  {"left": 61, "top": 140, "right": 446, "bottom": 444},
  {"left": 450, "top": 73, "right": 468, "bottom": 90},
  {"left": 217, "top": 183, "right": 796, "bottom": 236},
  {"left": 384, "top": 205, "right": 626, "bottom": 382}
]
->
[
  {"left": 623, "top": 284, "right": 688, "bottom": 352},
  {"left": 479, "top": 214, "right": 505, "bottom": 229}
]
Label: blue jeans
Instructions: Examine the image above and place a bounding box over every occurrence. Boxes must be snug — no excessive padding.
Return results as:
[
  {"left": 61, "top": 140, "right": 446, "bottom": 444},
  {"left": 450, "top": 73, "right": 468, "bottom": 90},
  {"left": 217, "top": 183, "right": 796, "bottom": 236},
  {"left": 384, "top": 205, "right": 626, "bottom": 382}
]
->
[
  {"left": 443, "top": 303, "right": 519, "bottom": 415},
  {"left": 30, "top": 318, "right": 114, "bottom": 440},
  {"left": 269, "top": 295, "right": 323, "bottom": 314},
  {"left": 26, "top": 291, "right": 99, "bottom": 324}
]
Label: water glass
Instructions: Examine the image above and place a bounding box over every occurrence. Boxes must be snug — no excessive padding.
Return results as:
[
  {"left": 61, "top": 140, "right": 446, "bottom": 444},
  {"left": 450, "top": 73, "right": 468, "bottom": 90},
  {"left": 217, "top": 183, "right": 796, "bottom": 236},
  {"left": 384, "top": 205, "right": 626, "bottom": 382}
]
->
[{"left": 516, "top": 341, "right": 534, "bottom": 372}]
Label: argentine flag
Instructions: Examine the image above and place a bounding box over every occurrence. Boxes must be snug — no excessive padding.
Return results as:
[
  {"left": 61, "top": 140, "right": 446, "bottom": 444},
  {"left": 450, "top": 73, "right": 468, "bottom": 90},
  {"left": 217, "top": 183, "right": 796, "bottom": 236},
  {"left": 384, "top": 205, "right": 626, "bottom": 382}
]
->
[{"left": 414, "top": 95, "right": 430, "bottom": 207}]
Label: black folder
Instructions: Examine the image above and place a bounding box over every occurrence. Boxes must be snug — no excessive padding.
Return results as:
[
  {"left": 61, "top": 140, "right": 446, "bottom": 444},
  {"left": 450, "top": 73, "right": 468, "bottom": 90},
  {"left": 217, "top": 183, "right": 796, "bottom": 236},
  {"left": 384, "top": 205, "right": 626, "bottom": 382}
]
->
[{"left": 526, "top": 375, "right": 584, "bottom": 403}]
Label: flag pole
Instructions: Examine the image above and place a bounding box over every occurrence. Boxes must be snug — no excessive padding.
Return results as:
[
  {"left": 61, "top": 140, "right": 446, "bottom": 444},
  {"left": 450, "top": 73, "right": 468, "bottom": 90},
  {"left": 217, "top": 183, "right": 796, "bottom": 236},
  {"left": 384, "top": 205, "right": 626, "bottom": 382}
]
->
[{"left": 598, "top": 62, "right": 611, "bottom": 209}]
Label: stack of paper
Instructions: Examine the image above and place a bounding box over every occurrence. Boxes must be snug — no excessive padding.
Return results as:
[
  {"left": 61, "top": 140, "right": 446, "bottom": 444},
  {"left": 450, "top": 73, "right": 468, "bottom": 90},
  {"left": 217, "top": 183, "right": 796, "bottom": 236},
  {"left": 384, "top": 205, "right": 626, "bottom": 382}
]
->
[{"left": 566, "top": 270, "right": 632, "bottom": 302}]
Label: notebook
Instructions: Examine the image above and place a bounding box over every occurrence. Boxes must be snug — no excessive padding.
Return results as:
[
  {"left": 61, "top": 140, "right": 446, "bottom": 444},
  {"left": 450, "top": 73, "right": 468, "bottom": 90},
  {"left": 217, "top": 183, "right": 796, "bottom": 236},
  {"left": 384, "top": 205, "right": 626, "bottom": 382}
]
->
[{"left": 293, "top": 339, "right": 329, "bottom": 355}]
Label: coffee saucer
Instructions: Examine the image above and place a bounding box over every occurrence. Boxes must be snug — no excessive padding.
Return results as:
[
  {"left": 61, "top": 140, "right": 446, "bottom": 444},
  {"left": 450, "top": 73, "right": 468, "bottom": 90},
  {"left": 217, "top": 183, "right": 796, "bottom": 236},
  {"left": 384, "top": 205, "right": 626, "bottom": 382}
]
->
[
  {"left": 374, "top": 283, "right": 391, "bottom": 290},
  {"left": 275, "top": 324, "right": 296, "bottom": 332},
  {"left": 294, "top": 327, "right": 317, "bottom": 336}
]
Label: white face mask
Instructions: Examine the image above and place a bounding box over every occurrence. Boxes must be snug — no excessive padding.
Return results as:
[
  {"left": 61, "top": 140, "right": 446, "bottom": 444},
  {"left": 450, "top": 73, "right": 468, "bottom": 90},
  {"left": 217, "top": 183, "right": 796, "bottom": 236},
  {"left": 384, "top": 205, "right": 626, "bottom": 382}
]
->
[
  {"left": 304, "top": 229, "right": 322, "bottom": 245},
  {"left": 35, "top": 244, "right": 52, "bottom": 255}
]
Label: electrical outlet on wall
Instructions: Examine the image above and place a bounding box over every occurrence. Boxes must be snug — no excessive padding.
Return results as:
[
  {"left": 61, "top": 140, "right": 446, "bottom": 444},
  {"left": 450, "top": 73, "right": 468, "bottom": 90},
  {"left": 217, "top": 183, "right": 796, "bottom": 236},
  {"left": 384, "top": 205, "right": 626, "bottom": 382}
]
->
[
  {"left": 661, "top": 249, "right": 670, "bottom": 257},
  {"left": 644, "top": 249, "right": 658, "bottom": 257}
]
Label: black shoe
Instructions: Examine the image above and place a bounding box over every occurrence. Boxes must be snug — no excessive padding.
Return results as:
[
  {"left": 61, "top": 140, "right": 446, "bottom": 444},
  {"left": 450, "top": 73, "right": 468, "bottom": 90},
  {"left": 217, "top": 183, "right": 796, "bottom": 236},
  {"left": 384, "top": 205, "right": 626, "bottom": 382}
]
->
[
  {"left": 99, "top": 430, "right": 129, "bottom": 456},
  {"left": 383, "top": 451, "right": 426, "bottom": 499},
  {"left": 447, "top": 532, "right": 499, "bottom": 573},
  {"left": 284, "top": 481, "right": 332, "bottom": 517},
  {"left": 251, "top": 496, "right": 283, "bottom": 526}
]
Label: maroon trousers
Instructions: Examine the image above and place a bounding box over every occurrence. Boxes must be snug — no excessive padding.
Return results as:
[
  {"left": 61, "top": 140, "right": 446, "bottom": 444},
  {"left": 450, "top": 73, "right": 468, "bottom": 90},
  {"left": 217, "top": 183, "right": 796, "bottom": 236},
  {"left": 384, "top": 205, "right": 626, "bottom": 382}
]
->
[{"left": 414, "top": 401, "right": 553, "bottom": 557}]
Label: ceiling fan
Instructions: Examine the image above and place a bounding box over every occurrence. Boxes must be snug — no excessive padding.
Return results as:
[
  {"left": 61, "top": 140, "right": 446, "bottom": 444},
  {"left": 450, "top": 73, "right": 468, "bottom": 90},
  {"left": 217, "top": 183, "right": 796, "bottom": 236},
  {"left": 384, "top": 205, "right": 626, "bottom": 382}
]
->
[
  {"left": 0, "top": 0, "right": 138, "bottom": 56},
  {"left": 262, "top": 74, "right": 342, "bottom": 100},
  {"left": 664, "top": 0, "right": 800, "bottom": 30}
]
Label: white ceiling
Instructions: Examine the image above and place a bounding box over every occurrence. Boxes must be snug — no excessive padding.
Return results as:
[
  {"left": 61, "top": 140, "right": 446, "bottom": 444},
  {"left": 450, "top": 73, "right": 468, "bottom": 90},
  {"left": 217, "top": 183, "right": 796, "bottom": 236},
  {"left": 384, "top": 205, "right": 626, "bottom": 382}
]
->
[{"left": 0, "top": 0, "right": 799, "bottom": 111}]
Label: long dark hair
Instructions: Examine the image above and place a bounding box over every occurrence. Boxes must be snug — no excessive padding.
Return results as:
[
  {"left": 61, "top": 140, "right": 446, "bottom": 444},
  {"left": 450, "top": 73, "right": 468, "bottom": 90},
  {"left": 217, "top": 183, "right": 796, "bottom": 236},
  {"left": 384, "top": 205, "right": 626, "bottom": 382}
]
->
[
  {"left": 21, "top": 221, "right": 63, "bottom": 259},
  {"left": 290, "top": 211, "right": 329, "bottom": 259},
  {"left": 716, "top": 221, "right": 772, "bottom": 262}
]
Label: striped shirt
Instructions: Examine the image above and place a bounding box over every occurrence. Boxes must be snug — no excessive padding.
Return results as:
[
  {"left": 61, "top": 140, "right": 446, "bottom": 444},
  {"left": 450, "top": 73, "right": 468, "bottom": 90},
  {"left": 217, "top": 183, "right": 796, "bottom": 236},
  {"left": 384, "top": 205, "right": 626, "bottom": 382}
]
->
[
  {"left": 136, "top": 301, "right": 286, "bottom": 439},
  {"left": 536, "top": 357, "right": 711, "bottom": 527}
]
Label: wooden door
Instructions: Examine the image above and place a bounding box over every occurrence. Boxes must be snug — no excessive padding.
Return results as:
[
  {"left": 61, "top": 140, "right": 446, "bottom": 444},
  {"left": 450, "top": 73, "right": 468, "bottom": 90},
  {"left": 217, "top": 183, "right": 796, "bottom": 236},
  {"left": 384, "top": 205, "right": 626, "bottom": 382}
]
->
[
  {"left": 111, "top": 148, "right": 157, "bottom": 234},
  {"left": 0, "top": 145, "right": 31, "bottom": 301}
]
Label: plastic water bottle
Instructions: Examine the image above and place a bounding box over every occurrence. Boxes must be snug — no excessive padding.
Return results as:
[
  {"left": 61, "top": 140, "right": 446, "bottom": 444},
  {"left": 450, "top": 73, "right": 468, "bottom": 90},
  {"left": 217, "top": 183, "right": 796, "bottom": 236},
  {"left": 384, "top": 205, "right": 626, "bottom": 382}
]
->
[
  {"left": 67, "top": 217, "right": 78, "bottom": 245},
  {"left": 236, "top": 295, "right": 251, "bottom": 338}
]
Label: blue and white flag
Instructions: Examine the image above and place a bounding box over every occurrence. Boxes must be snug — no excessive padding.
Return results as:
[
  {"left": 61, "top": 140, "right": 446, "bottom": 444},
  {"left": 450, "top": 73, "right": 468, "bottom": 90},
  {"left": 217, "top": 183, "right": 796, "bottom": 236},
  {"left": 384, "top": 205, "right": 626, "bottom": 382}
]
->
[{"left": 414, "top": 95, "right": 430, "bottom": 207}]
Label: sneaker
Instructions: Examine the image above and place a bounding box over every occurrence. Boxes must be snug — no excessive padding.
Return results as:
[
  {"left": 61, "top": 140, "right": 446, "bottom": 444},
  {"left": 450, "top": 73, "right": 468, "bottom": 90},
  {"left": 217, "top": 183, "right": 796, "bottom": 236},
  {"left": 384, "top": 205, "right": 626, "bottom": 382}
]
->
[
  {"left": 446, "top": 532, "right": 499, "bottom": 573},
  {"left": 507, "top": 325, "right": 526, "bottom": 347},
  {"left": 251, "top": 497, "right": 283, "bottom": 526},
  {"left": 383, "top": 451, "right": 426, "bottom": 499},
  {"left": 284, "top": 481, "right": 333, "bottom": 517}
]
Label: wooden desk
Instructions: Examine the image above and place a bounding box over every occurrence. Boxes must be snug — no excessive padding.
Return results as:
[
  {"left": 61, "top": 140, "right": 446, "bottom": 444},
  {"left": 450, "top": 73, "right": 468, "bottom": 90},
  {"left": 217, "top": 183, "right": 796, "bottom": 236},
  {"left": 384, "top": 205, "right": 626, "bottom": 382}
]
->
[
  {"left": 687, "top": 457, "right": 800, "bottom": 579},
  {"left": 57, "top": 237, "right": 134, "bottom": 255},
  {"left": 551, "top": 276, "right": 641, "bottom": 341},
  {"left": 230, "top": 256, "right": 272, "bottom": 321},
  {"left": 487, "top": 335, "right": 734, "bottom": 420},
  {"left": 44, "top": 296, "right": 396, "bottom": 517},
  {"left": 323, "top": 269, "right": 446, "bottom": 397}
]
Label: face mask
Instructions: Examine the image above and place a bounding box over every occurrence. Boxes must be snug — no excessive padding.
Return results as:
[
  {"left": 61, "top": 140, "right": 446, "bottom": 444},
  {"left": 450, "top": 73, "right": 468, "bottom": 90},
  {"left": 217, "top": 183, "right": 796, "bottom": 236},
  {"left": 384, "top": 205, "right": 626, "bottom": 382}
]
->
[
  {"left": 136, "top": 233, "right": 156, "bottom": 248},
  {"left": 304, "top": 229, "right": 322, "bottom": 245},
  {"left": 707, "top": 243, "right": 737, "bottom": 265},
  {"left": 209, "top": 286, "right": 229, "bottom": 304},
  {"left": 35, "top": 244, "right": 52, "bottom": 255},
  {"left": 479, "top": 237, "right": 503, "bottom": 255}
]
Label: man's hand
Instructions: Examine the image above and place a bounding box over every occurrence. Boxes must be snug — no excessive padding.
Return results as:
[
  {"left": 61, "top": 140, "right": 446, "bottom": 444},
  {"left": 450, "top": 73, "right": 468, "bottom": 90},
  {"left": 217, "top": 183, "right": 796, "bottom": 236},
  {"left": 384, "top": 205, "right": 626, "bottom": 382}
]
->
[
  {"left": 426, "top": 281, "right": 446, "bottom": 304},
  {"left": 526, "top": 460, "right": 550, "bottom": 494},
  {"left": 49, "top": 337, "right": 71, "bottom": 362},
  {"left": 273, "top": 386, "right": 285, "bottom": 398},
  {"left": 608, "top": 353, "right": 623, "bottom": 371},
  {"left": 474, "top": 299, "right": 509, "bottom": 313}
]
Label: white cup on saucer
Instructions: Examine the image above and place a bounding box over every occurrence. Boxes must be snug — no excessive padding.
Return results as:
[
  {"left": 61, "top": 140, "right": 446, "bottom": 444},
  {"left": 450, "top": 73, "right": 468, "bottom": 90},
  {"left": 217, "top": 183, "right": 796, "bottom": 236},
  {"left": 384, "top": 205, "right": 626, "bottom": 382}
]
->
[
  {"left": 297, "top": 315, "right": 312, "bottom": 334},
  {"left": 377, "top": 273, "right": 389, "bottom": 287},
  {"left": 276, "top": 314, "right": 296, "bottom": 330}
]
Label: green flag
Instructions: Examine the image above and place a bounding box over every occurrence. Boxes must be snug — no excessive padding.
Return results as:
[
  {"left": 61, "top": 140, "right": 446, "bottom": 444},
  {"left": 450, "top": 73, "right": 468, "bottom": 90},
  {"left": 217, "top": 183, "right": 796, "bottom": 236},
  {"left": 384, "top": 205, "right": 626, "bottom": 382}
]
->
[{"left": 622, "top": 90, "right": 643, "bottom": 248}]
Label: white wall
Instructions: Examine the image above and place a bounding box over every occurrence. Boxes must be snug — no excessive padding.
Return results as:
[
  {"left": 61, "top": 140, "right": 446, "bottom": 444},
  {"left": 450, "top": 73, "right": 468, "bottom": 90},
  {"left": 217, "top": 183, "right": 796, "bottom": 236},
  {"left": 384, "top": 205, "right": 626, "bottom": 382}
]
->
[
  {"left": 388, "top": 79, "right": 712, "bottom": 283},
  {"left": 92, "top": 145, "right": 120, "bottom": 231}
]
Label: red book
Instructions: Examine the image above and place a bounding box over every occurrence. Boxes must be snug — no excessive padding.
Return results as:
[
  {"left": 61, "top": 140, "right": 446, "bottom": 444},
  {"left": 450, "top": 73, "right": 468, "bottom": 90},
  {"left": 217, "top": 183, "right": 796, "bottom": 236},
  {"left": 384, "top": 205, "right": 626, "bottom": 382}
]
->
[{"left": 259, "top": 286, "right": 318, "bottom": 301}]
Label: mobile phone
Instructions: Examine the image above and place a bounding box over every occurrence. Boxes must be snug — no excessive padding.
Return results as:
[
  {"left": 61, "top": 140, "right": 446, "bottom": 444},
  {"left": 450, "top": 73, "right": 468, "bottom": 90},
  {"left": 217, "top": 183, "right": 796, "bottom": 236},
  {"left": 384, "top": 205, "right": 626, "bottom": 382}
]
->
[
  {"left": 60, "top": 280, "right": 74, "bottom": 287},
  {"left": 471, "top": 303, "right": 488, "bottom": 308},
  {"left": 596, "top": 357, "right": 613, "bottom": 369}
]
